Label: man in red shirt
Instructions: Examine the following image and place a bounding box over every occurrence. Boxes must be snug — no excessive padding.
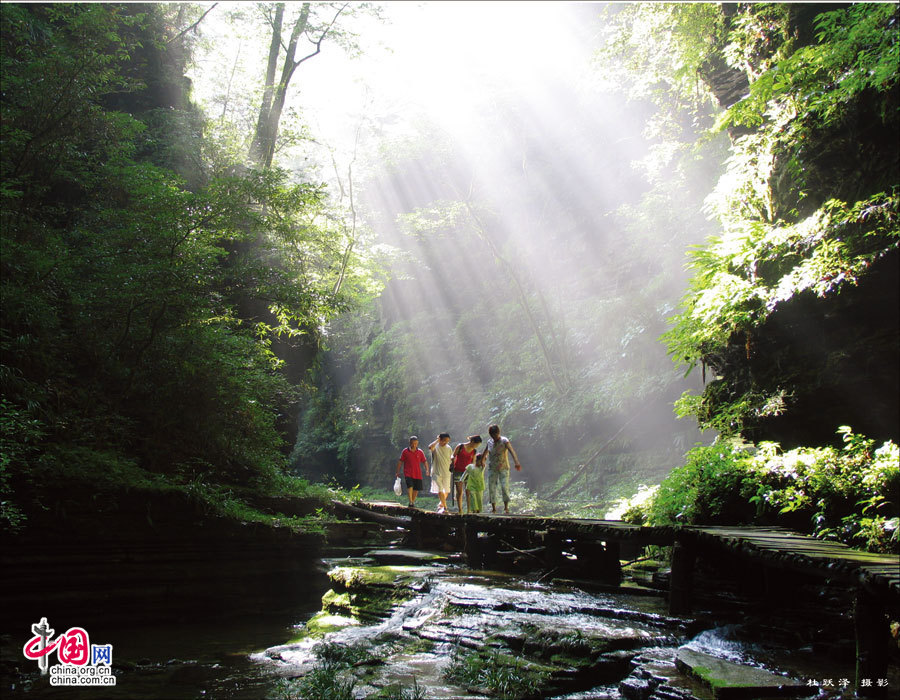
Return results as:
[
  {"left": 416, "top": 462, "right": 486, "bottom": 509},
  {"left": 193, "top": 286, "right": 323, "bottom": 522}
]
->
[{"left": 396, "top": 436, "right": 429, "bottom": 508}]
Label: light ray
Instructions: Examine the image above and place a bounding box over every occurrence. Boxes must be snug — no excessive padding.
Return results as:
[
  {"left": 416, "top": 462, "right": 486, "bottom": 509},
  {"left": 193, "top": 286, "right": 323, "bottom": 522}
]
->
[{"left": 191, "top": 2, "right": 716, "bottom": 485}]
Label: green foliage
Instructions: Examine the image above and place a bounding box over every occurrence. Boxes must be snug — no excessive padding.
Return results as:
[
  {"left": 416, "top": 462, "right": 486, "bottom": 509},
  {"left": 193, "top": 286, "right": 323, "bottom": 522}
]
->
[
  {"left": 665, "top": 193, "right": 899, "bottom": 384},
  {"left": 718, "top": 4, "right": 899, "bottom": 132},
  {"left": 651, "top": 3, "right": 900, "bottom": 434},
  {"left": 0, "top": 4, "right": 379, "bottom": 530},
  {"left": 366, "top": 680, "right": 426, "bottom": 700},
  {"left": 273, "top": 640, "right": 413, "bottom": 700},
  {"left": 598, "top": 3, "right": 725, "bottom": 110},
  {"left": 646, "top": 428, "right": 899, "bottom": 553},
  {"left": 749, "top": 429, "right": 900, "bottom": 552},
  {"left": 0, "top": 400, "right": 43, "bottom": 530},
  {"left": 313, "top": 640, "right": 373, "bottom": 667},
  {"left": 649, "top": 443, "right": 755, "bottom": 525},
  {"left": 276, "top": 666, "right": 356, "bottom": 700},
  {"left": 444, "top": 646, "right": 549, "bottom": 700},
  {"left": 291, "top": 305, "right": 401, "bottom": 481},
  {"left": 275, "top": 670, "right": 425, "bottom": 700},
  {"left": 605, "top": 484, "right": 659, "bottom": 524}
]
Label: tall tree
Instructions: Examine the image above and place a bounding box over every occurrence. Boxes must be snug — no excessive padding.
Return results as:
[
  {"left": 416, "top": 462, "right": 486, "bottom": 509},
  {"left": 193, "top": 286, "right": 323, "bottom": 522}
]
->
[
  {"left": 249, "top": 2, "right": 351, "bottom": 168},
  {"left": 194, "top": 1, "right": 381, "bottom": 443},
  {"left": 0, "top": 3, "right": 382, "bottom": 533}
]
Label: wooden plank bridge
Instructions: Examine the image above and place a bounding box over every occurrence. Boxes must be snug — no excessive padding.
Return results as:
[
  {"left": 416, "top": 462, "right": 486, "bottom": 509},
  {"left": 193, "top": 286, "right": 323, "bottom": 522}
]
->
[{"left": 333, "top": 500, "right": 899, "bottom": 695}]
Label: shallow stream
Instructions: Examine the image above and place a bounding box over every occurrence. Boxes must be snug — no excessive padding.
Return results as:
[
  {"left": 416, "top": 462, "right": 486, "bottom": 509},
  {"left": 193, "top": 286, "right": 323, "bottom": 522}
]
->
[
  {"left": 3, "top": 547, "right": 888, "bottom": 699},
  {"left": 253, "top": 552, "right": 869, "bottom": 699}
]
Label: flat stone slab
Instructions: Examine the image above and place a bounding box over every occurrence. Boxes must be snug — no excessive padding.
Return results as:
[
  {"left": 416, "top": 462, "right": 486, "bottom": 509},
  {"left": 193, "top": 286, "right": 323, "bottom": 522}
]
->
[
  {"left": 365, "top": 548, "right": 449, "bottom": 564},
  {"left": 675, "top": 648, "right": 814, "bottom": 699}
]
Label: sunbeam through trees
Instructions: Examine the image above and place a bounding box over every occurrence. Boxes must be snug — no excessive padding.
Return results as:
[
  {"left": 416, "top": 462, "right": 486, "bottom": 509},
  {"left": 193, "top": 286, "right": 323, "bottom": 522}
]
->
[{"left": 1, "top": 4, "right": 898, "bottom": 696}]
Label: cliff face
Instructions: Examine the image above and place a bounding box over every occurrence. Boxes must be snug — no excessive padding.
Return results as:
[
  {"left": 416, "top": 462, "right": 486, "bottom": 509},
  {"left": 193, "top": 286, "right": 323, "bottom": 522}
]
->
[
  {"left": 709, "top": 249, "right": 899, "bottom": 448},
  {"left": 684, "top": 3, "right": 899, "bottom": 447}
]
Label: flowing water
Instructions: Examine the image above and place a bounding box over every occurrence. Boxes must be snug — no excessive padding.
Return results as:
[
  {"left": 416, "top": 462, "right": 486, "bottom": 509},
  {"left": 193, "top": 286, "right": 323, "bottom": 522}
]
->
[
  {"left": 255, "top": 566, "right": 691, "bottom": 698},
  {"left": 3, "top": 548, "right": 889, "bottom": 699},
  {"left": 251, "top": 554, "right": 873, "bottom": 699}
]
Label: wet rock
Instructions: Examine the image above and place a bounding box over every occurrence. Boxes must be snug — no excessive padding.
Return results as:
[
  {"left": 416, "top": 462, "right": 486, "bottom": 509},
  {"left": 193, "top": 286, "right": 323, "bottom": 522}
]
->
[
  {"left": 255, "top": 561, "right": 747, "bottom": 700},
  {"left": 620, "top": 674, "right": 659, "bottom": 700},
  {"left": 303, "top": 611, "right": 359, "bottom": 638},
  {"left": 366, "top": 548, "right": 450, "bottom": 565},
  {"left": 321, "top": 564, "right": 432, "bottom": 622},
  {"left": 619, "top": 666, "right": 705, "bottom": 700},
  {"left": 674, "top": 648, "right": 813, "bottom": 699},
  {"left": 550, "top": 649, "right": 636, "bottom": 689},
  {"left": 620, "top": 649, "right": 707, "bottom": 700},
  {"left": 329, "top": 563, "right": 433, "bottom": 590},
  {"left": 653, "top": 687, "right": 703, "bottom": 700}
]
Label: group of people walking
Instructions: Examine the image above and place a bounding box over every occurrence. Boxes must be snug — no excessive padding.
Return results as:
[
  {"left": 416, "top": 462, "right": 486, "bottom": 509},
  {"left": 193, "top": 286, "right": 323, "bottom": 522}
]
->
[{"left": 395, "top": 425, "right": 522, "bottom": 514}]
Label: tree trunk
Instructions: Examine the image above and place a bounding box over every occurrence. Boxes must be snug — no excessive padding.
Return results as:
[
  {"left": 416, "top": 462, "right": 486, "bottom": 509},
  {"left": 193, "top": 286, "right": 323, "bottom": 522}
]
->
[
  {"left": 249, "top": 2, "right": 312, "bottom": 168},
  {"left": 249, "top": 3, "right": 284, "bottom": 166}
]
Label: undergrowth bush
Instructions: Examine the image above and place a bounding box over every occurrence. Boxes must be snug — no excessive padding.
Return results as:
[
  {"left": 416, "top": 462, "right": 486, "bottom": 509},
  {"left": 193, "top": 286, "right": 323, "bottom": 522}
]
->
[
  {"left": 274, "top": 666, "right": 356, "bottom": 700},
  {"left": 444, "top": 645, "right": 548, "bottom": 699},
  {"left": 273, "top": 641, "right": 425, "bottom": 700},
  {"left": 646, "top": 427, "right": 899, "bottom": 553},
  {"left": 649, "top": 442, "right": 756, "bottom": 525}
]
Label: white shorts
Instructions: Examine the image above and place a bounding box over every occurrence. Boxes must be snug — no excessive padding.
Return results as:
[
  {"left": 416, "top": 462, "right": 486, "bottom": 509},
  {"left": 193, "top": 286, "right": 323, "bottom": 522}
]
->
[{"left": 433, "top": 464, "right": 452, "bottom": 493}]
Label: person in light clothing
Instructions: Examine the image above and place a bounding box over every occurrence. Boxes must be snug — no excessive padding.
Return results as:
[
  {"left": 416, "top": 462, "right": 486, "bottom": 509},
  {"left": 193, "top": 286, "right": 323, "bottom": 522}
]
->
[
  {"left": 485, "top": 424, "right": 522, "bottom": 514},
  {"left": 428, "top": 433, "right": 452, "bottom": 513},
  {"left": 465, "top": 452, "right": 486, "bottom": 514}
]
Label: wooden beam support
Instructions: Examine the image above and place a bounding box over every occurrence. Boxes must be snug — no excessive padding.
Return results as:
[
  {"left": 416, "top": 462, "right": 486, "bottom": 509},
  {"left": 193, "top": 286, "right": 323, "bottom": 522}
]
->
[
  {"left": 409, "top": 511, "right": 424, "bottom": 549},
  {"left": 464, "top": 523, "right": 483, "bottom": 569},
  {"left": 669, "top": 533, "right": 696, "bottom": 615},
  {"left": 544, "top": 530, "right": 565, "bottom": 569},
  {"left": 604, "top": 540, "right": 622, "bottom": 585},
  {"left": 330, "top": 500, "right": 411, "bottom": 529}
]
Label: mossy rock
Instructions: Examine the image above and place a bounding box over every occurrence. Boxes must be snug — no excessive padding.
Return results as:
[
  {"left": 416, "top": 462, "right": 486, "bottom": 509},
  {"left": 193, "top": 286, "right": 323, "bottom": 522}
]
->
[
  {"left": 300, "top": 611, "right": 359, "bottom": 639},
  {"left": 366, "top": 548, "right": 449, "bottom": 565},
  {"left": 447, "top": 647, "right": 556, "bottom": 697},
  {"left": 321, "top": 589, "right": 353, "bottom": 614},
  {"left": 625, "top": 560, "right": 665, "bottom": 572},
  {"left": 319, "top": 564, "right": 429, "bottom": 623},
  {"left": 675, "top": 648, "right": 813, "bottom": 698},
  {"left": 400, "top": 637, "right": 435, "bottom": 655},
  {"left": 441, "top": 602, "right": 470, "bottom": 617},
  {"left": 549, "top": 651, "right": 596, "bottom": 668},
  {"left": 328, "top": 564, "right": 430, "bottom": 591},
  {"left": 482, "top": 649, "right": 557, "bottom": 675},
  {"left": 528, "top": 628, "right": 595, "bottom": 653},
  {"left": 320, "top": 586, "right": 402, "bottom": 621}
]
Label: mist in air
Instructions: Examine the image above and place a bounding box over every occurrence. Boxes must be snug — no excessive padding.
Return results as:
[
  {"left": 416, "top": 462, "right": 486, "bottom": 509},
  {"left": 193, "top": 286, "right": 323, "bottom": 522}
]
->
[{"left": 192, "top": 2, "right": 720, "bottom": 502}]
